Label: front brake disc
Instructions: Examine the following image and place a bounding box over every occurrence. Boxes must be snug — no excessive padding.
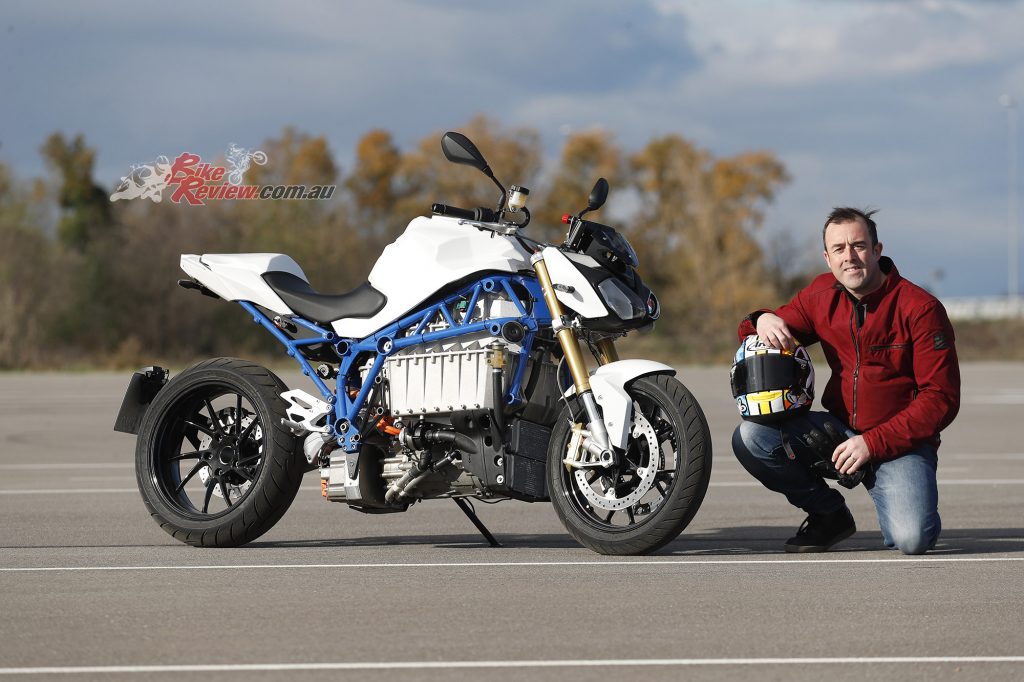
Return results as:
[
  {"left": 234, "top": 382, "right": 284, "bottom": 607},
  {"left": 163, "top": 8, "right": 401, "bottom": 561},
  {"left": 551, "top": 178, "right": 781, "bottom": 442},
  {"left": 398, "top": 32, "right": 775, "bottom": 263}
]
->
[{"left": 573, "top": 401, "right": 659, "bottom": 511}]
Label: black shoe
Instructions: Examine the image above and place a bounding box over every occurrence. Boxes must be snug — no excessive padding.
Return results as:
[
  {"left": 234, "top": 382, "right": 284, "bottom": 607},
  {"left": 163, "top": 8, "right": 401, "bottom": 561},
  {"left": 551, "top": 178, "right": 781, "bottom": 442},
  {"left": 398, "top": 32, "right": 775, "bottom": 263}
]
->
[{"left": 784, "top": 506, "right": 856, "bottom": 553}]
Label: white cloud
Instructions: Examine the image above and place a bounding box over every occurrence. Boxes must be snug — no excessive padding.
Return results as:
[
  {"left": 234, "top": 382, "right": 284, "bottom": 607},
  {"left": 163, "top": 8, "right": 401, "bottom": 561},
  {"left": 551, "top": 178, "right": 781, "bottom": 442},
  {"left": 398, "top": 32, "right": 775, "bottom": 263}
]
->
[{"left": 659, "top": 0, "right": 1024, "bottom": 93}]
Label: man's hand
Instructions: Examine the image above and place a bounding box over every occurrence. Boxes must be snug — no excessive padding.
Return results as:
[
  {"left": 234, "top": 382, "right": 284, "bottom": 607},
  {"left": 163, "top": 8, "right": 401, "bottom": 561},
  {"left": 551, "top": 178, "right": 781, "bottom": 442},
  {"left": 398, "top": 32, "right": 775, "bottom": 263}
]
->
[
  {"left": 832, "top": 435, "right": 872, "bottom": 474},
  {"left": 782, "top": 419, "right": 866, "bottom": 489},
  {"left": 755, "top": 313, "right": 796, "bottom": 351}
]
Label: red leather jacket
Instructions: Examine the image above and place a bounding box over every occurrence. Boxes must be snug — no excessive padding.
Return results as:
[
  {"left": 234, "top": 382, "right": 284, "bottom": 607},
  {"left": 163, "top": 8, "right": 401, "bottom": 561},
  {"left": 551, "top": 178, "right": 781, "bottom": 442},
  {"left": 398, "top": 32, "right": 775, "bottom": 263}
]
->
[{"left": 738, "top": 257, "right": 960, "bottom": 460}]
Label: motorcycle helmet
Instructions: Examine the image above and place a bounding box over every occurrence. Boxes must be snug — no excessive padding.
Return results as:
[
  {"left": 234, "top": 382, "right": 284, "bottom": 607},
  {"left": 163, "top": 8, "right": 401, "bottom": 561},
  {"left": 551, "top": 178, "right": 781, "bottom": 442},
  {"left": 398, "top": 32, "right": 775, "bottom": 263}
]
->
[{"left": 730, "top": 334, "right": 814, "bottom": 423}]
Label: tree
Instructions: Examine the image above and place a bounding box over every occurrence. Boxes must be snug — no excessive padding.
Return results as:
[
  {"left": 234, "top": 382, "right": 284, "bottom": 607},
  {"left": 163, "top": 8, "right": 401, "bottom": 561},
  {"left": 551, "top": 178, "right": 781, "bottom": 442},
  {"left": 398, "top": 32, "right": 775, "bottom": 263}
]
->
[
  {"left": 235, "top": 128, "right": 355, "bottom": 289},
  {"left": 535, "top": 129, "right": 623, "bottom": 240},
  {"left": 629, "top": 135, "right": 789, "bottom": 353},
  {"left": 39, "top": 133, "right": 110, "bottom": 250},
  {"left": 245, "top": 126, "right": 337, "bottom": 187},
  {"left": 394, "top": 115, "right": 543, "bottom": 226},
  {"left": 345, "top": 128, "right": 403, "bottom": 239},
  {"left": 0, "top": 164, "right": 54, "bottom": 367}
]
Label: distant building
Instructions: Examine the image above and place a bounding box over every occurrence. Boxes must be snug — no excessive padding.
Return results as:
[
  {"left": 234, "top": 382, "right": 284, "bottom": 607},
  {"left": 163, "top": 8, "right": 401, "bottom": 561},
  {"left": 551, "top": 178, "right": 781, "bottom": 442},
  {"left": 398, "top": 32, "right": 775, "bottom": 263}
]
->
[{"left": 941, "top": 297, "right": 1024, "bottom": 320}]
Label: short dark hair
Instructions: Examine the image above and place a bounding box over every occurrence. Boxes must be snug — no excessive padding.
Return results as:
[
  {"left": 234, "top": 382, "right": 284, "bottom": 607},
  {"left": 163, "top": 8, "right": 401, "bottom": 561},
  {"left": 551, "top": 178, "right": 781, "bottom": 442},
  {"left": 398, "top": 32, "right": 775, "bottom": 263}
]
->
[{"left": 823, "top": 207, "right": 878, "bottom": 246}]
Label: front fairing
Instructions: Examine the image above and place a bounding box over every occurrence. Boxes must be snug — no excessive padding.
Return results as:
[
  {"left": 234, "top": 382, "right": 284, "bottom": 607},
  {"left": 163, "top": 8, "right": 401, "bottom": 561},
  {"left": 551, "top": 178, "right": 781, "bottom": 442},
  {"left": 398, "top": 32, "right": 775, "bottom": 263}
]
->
[{"left": 548, "top": 248, "right": 659, "bottom": 333}]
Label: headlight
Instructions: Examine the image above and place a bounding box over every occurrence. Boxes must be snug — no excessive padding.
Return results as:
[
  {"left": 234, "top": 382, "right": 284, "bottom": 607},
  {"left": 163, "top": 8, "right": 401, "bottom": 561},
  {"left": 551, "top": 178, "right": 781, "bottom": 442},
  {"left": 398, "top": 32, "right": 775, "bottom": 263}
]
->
[{"left": 597, "top": 278, "right": 645, "bottom": 320}]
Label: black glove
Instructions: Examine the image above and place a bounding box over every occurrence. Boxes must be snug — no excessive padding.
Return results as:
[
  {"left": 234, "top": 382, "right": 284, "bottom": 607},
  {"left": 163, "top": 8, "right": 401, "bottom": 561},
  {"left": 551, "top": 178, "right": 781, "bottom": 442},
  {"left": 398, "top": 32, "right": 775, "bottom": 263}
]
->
[{"left": 781, "top": 418, "right": 866, "bottom": 489}]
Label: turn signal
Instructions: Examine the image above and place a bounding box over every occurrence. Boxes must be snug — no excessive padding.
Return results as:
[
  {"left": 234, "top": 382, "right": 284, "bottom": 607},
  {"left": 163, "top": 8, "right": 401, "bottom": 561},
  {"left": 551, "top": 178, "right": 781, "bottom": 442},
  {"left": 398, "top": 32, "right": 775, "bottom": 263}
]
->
[{"left": 561, "top": 214, "right": 571, "bottom": 224}]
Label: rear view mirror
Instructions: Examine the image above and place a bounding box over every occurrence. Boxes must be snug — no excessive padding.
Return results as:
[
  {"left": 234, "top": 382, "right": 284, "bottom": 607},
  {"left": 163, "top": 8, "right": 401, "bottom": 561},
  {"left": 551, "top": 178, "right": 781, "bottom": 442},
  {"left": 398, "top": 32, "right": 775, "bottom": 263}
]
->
[
  {"left": 587, "top": 178, "right": 609, "bottom": 213},
  {"left": 578, "top": 177, "right": 609, "bottom": 218},
  {"left": 441, "top": 132, "right": 490, "bottom": 174},
  {"left": 439, "top": 131, "right": 507, "bottom": 213}
]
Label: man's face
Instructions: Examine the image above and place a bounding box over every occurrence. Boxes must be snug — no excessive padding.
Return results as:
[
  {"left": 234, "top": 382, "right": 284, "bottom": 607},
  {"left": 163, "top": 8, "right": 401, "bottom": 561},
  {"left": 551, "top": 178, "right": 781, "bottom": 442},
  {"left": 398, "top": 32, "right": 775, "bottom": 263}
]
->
[{"left": 823, "top": 218, "right": 884, "bottom": 298}]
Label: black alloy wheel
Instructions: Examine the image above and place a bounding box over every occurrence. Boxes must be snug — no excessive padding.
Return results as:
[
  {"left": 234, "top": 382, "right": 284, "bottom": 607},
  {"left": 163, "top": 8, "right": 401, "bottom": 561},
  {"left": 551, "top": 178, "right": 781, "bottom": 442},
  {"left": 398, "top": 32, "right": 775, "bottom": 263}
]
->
[
  {"left": 547, "top": 374, "right": 712, "bottom": 555},
  {"left": 135, "top": 358, "right": 304, "bottom": 547}
]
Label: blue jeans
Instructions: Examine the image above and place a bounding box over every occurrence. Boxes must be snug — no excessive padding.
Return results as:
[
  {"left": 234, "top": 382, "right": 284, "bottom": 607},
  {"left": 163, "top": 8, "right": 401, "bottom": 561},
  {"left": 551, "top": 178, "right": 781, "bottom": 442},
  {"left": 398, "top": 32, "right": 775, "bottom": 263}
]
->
[{"left": 732, "top": 411, "right": 941, "bottom": 555}]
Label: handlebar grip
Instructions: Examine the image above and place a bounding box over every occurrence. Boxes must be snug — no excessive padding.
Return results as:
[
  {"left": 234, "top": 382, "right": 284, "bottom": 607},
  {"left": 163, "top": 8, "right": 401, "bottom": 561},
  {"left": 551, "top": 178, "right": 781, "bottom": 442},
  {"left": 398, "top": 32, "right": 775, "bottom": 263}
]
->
[
  {"left": 431, "top": 203, "right": 498, "bottom": 223},
  {"left": 432, "top": 203, "right": 476, "bottom": 220}
]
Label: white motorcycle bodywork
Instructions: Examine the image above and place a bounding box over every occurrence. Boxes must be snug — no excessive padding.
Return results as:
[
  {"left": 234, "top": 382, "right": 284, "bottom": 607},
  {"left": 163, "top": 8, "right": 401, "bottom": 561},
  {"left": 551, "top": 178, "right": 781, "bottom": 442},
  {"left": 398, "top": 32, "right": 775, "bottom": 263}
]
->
[
  {"left": 181, "top": 215, "right": 605, "bottom": 340},
  {"left": 349, "top": 215, "right": 533, "bottom": 338},
  {"left": 541, "top": 247, "right": 608, "bottom": 319},
  {"left": 180, "top": 253, "right": 307, "bottom": 315},
  {"left": 564, "top": 359, "right": 677, "bottom": 450}
]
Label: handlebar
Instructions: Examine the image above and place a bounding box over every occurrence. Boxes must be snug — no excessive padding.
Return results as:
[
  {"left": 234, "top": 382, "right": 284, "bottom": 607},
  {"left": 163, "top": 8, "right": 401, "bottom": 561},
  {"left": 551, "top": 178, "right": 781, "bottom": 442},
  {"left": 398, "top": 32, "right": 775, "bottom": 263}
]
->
[{"left": 431, "top": 203, "right": 498, "bottom": 223}]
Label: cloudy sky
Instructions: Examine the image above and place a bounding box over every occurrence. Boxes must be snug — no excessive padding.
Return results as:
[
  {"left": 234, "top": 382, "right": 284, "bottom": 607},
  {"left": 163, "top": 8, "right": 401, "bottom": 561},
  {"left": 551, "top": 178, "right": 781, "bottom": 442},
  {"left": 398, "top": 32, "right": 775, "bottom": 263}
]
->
[{"left": 2, "top": 0, "right": 1023, "bottom": 298}]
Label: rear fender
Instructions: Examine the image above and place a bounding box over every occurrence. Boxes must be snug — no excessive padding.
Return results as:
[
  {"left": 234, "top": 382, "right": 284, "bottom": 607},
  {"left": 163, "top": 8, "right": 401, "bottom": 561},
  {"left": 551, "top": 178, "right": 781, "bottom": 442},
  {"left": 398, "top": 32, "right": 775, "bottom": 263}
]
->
[
  {"left": 563, "top": 359, "right": 675, "bottom": 450},
  {"left": 113, "top": 366, "right": 169, "bottom": 435}
]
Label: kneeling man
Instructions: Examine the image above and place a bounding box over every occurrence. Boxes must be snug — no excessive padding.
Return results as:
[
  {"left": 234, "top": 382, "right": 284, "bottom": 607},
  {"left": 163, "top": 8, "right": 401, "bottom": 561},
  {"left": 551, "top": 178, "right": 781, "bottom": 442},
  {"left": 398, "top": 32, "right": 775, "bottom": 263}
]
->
[{"left": 731, "top": 208, "right": 960, "bottom": 554}]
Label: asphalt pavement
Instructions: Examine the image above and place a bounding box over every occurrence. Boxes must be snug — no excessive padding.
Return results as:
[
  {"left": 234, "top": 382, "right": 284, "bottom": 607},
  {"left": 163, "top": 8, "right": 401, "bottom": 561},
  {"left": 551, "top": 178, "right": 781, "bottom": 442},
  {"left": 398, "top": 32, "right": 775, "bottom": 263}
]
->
[{"left": 1, "top": 363, "right": 1022, "bottom": 681}]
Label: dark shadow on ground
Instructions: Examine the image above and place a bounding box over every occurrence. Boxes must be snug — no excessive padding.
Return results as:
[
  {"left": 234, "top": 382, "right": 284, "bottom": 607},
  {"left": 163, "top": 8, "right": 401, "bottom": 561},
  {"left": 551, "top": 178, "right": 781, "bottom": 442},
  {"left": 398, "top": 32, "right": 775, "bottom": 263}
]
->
[
  {"left": 247, "top": 527, "right": 1024, "bottom": 555},
  {"left": 247, "top": 533, "right": 581, "bottom": 550}
]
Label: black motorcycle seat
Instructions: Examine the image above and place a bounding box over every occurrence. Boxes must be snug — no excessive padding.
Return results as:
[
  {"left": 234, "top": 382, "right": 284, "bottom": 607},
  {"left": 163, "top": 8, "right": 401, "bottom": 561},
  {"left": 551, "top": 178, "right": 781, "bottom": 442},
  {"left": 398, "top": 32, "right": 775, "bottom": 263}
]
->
[{"left": 262, "top": 271, "right": 387, "bottom": 324}]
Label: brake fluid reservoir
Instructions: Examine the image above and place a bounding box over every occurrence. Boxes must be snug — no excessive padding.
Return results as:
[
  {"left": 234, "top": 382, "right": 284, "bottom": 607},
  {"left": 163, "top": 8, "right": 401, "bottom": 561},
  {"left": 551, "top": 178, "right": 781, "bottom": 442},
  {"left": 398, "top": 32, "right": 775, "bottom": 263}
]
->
[{"left": 507, "top": 185, "right": 530, "bottom": 212}]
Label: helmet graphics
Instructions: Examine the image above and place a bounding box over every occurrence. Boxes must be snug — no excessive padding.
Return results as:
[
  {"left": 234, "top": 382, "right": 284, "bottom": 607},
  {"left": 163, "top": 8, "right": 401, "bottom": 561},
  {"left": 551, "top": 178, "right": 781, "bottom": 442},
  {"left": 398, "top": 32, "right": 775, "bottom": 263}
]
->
[{"left": 730, "top": 334, "right": 814, "bottom": 423}]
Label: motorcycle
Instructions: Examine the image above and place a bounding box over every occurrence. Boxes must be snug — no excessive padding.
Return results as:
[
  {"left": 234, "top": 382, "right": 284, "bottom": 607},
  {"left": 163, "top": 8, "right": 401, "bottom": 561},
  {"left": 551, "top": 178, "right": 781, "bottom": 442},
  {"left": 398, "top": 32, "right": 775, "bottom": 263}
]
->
[{"left": 114, "top": 131, "right": 712, "bottom": 555}]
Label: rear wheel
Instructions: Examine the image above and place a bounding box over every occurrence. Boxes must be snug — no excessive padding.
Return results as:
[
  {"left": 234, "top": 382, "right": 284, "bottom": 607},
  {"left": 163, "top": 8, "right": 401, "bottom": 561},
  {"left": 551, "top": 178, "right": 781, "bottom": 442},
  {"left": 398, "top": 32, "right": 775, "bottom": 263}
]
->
[
  {"left": 547, "top": 374, "right": 712, "bottom": 555},
  {"left": 135, "top": 358, "right": 303, "bottom": 547}
]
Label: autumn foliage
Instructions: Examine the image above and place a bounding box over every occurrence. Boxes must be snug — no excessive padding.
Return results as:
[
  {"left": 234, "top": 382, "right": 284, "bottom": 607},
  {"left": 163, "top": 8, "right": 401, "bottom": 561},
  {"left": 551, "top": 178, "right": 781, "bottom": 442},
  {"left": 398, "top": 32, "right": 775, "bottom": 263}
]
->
[{"left": 0, "top": 117, "right": 800, "bottom": 369}]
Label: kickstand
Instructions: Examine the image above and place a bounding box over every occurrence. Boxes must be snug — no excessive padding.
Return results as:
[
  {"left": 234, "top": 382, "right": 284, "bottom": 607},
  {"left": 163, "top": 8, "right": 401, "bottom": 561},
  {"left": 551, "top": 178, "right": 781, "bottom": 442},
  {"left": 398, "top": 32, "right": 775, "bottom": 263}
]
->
[{"left": 453, "top": 498, "right": 501, "bottom": 548}]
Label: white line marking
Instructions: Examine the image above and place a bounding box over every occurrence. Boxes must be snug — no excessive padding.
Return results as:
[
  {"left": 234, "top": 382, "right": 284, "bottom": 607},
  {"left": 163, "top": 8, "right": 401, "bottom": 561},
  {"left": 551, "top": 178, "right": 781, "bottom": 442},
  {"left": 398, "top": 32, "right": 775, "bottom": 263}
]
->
[
  {"left": 937, "top": 480, "right": 1024, "bottom": 485},
  {"left": 1, "top": 656, "right": 1022, "bottom": 674},
  {"left": 0, "top": 486, "right": 323, "bottom": 496},
  {"left": 69, "top": 477, "right": 133, "bottom": 482},
  {"left": 0, "top": 489, "right": 139, "bottom": 495},
  {"left": 0, "top": 463, "right": 131, "bottom": 471},
  {"left": 965, "top": 396, "right": 1024, "bottom": 405},
  {"left": 1, "top": 557, "right": 1022, "bottom": 573},
  {"left": 3, "top": 479, "right": 1023, "bottom": 495}
]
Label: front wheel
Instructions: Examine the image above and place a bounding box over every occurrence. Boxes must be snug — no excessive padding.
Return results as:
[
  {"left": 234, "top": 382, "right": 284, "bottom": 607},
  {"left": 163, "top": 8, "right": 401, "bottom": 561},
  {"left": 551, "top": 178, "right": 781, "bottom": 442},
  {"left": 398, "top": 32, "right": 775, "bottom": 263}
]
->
[
  {"left": 547, "top": 374, "right": 712, "bottom": 555},
  {"left": 135, "top": 358, "right": 304, "bottom": 547}
]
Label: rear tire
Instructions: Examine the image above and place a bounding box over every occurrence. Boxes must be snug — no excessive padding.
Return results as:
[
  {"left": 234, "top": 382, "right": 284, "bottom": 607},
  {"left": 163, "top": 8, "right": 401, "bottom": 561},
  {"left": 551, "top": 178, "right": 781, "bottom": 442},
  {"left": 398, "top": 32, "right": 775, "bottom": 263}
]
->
[
  {"left": 135, "top": 357, "right": 303, "bottom": 547},
  {"left": 547, "top": 374, "right": 712, "bottom": 555}
]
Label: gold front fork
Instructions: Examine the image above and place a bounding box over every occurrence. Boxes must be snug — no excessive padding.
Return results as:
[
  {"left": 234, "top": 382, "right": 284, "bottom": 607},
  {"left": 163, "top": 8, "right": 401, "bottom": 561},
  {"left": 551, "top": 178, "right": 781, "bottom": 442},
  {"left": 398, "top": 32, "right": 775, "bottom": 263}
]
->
[
  {"left": 532, "top": 256, "right": 591, "bottom": 392},
  {"left": 533, "top": 252, "right": 615, "bottom": 463},
  {"left": 594, "top": 338, "right": 619, "bottom": 366}
]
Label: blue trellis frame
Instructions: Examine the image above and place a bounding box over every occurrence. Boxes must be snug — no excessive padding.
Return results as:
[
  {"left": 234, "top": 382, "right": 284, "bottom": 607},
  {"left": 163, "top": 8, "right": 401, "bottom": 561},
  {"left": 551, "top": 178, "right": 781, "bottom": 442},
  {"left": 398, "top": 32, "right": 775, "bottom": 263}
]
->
[{"left": 239, "top": 273, "right": 551, "bottom": 451}]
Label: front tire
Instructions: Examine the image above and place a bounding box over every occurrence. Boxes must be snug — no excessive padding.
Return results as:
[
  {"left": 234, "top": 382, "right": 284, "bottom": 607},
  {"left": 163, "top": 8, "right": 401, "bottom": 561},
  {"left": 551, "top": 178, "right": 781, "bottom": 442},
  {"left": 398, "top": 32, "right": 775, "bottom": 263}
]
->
[
  {"left": 135, "top": 358, "right": 304, "bottom": 547},
  {"left": 547, "top": 374, "right": 712, "bottom": 555}
]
